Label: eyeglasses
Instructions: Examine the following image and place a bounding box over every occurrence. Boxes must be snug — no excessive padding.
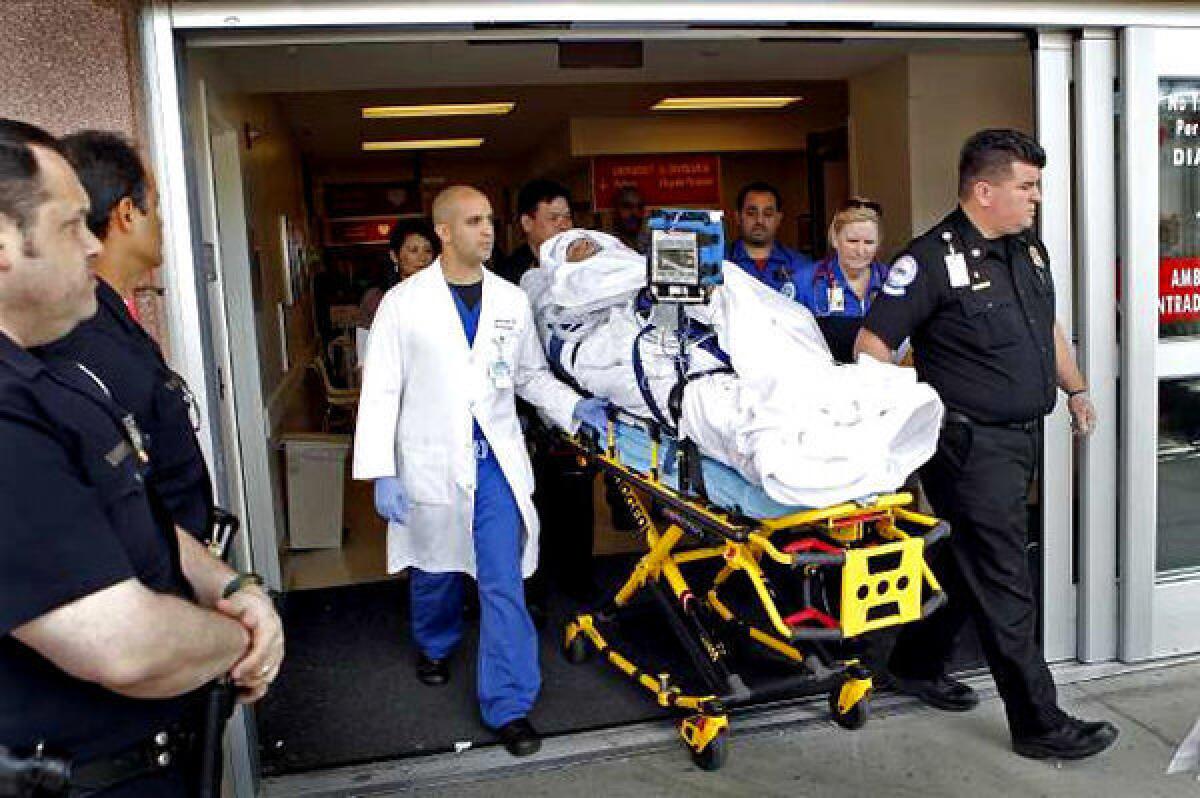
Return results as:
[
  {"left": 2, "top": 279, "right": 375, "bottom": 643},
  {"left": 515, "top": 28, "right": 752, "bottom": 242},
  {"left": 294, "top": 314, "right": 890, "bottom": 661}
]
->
[{"left": 843, "top": 198, "right": 883, "bottom": 216}]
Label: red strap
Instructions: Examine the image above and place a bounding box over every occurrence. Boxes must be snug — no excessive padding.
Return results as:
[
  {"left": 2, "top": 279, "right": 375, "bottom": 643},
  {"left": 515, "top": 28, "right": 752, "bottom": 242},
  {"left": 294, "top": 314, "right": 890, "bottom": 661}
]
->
[
  {"left": 783, "top": 607, "right": 838, "bottom": 629},
  {"left": 782, "top": 537, "right": 842, "bottom": 555}
]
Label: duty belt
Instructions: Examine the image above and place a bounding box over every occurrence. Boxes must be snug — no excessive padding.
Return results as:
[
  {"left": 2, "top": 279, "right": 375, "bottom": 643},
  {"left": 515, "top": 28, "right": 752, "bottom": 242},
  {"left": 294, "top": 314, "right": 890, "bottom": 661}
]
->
[
  {"left": 944, "top": 410, "right": 1040, "bottom": 434},
  {"left": 69, "top": 727, "right": 198, "bottom": 794}
]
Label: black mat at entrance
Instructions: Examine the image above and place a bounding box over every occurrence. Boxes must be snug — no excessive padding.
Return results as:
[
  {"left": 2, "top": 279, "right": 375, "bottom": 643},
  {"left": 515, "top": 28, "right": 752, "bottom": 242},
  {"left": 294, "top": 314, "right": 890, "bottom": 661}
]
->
[
  {"left": 257, "top": 573, "right": 674, "bottom": 776},
  {"left": 257, "top": 552, "right": 842, "bottom": 777},
  {"left": 256, "top": 554, "right": 985, "bottom": 777}
]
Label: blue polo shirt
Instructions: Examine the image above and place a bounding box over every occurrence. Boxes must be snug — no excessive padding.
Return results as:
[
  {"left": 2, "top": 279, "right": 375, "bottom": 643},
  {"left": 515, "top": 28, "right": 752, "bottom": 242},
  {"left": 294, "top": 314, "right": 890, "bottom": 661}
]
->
[
  {"left": 727, "top": 240, "right": 813, "bottom": 302},
  {"left": 797, "top": 255, "right": 889, "bottom": 318}
]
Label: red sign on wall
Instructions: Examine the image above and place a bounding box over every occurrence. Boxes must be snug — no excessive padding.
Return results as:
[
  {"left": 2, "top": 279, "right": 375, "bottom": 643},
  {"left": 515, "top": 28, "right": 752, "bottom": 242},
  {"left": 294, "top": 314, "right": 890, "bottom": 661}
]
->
[
  {"left": 591, "top": 154, "right": 721, "bottom": 211},
  {"left": 1160, "top": 257, "right": 1200, "bottom": 324},
  {"left": 326, "top": 217, "right": 395, "bottom": 247}
]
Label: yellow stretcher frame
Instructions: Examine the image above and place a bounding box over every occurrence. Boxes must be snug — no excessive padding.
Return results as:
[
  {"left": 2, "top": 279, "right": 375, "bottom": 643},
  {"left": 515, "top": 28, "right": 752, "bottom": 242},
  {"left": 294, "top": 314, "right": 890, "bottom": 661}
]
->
[{"left": 560, "top": 421, "right": 949, "bottom": 770}]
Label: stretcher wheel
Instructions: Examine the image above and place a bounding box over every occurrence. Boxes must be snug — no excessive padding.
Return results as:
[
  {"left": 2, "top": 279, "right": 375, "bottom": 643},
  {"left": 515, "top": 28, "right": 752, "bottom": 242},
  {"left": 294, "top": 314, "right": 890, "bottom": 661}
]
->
[
  {"left": 689, "top": 730, "right": 729, "bottom": 771},
  {"left": 829, "top": 677, "right": 871, "bottom": 730},
  {"left": 562, "top": 632, "right": 591, "bottom": 665}
]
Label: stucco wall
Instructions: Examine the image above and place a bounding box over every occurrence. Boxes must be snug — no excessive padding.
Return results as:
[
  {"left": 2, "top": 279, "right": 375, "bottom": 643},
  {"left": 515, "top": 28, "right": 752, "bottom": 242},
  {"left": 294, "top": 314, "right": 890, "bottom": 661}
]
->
[{"left": 0, "top": 1, "right": 142, "bottom": 137}]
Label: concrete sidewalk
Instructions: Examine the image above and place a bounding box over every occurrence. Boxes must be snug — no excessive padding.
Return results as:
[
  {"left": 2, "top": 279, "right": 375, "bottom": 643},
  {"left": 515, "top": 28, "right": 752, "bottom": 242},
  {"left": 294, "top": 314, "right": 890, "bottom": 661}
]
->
[{"left": 422, "top": 661, "right": 1200, "bottom": 798}]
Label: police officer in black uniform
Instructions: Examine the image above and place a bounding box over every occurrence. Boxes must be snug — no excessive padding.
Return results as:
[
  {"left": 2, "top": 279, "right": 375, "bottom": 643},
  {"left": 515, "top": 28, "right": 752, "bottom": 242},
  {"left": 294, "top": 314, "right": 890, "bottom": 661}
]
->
[
  {"left": 36, "top": 130, "right": 212, "bottom": 539},
  {"left": 855, "top": 129, "right": 1114, "bottom": 760},
  {"left": 0, "top": 120, "right": 281, "bottom": 796}
]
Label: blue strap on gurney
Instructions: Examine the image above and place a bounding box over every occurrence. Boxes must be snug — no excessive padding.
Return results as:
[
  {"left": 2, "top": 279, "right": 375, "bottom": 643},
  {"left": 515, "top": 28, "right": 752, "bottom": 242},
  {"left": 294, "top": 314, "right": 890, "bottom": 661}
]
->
[
  {"left": 631, "top": 316, "right": 733, "bottom": 434},
  {"left": 609, "top": 416, "right": 804, "bottom": 519}
]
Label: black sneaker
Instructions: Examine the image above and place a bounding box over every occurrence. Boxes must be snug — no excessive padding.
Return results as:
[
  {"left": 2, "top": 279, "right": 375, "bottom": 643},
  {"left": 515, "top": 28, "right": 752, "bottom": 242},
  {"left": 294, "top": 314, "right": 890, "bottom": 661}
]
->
[
  {"left": 1013, "top": 716, "right": 1118, "bottom": 760},
  {"left": 892, "top": 674, "right": 980, "bottom": 711},
  {"left": 416, "top": 653, "right": 450, "bottom": 687},
  {"left": 496, "top": 717, "right": 542, "bottom": 757}
]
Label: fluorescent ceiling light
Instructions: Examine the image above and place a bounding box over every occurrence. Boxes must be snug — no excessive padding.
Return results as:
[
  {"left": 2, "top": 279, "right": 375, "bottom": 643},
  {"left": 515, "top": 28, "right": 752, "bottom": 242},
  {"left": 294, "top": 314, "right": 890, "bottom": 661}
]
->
[
  {"left": 652, "top": 96, "right": 801, "bottom": 111},
  {"left": 362, "top": 138, "right": 485, "bottom": 152},
  {"left": 362, "top": 102, "right": 515, "bottom": 119}
]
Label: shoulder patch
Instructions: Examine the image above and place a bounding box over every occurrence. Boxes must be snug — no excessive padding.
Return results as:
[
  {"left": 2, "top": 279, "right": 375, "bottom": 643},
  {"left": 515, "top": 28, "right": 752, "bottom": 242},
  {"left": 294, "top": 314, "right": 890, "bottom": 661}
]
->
[{"left": 883, "top": 255, "right": 919, "bottom": 296}]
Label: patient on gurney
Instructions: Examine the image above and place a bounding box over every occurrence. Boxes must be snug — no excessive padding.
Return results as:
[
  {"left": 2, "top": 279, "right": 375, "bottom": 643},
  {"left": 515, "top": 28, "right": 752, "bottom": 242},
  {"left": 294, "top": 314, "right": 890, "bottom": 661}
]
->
[{"left": 519, "top": 229, "right": 944, "bottom": 513}]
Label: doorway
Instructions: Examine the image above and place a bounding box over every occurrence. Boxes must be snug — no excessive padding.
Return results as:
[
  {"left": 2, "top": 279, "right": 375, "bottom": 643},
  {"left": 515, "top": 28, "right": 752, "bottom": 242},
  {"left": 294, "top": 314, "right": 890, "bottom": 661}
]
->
[{"left": 167, "top": 22, "right": 1051, "bottom": 785}]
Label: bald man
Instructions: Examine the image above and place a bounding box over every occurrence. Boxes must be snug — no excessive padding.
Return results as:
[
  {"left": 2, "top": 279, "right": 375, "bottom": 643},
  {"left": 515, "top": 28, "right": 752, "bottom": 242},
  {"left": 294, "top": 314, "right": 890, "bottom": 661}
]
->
[{"left": 353, "top": 186, "right": 606, "bottom": 756}]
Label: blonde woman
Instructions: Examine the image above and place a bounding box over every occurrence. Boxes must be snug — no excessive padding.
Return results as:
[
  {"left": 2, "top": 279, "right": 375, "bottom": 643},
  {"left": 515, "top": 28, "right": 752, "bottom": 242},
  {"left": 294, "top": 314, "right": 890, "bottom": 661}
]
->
[{"left": 799, "top": 198, "right": 888, "bottom": 362}]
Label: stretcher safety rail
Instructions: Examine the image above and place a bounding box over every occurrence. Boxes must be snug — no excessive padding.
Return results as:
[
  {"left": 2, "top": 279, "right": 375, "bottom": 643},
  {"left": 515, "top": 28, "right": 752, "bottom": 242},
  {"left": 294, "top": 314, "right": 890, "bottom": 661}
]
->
[{"left": 559, "top": 408, "right": 950, "bottom": 770}]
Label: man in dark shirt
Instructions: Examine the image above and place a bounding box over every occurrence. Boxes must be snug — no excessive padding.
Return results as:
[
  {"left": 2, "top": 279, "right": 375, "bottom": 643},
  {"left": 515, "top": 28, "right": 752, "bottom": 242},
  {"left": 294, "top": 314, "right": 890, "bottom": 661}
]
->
[
  {"left": 0, "top": 119, "right": 281, "bottom": 795},
  {"left": 856, "top": 129, "right": 1111, "bottom": 760},
  {"left": 493, "top": 178, "right": 574, "bottom": 285},
  {"left": 36, "top": 130, "right": 214, "bottom": 539},
  {"left": 493, "top": 180, "right": 604, "bottom": 606}
]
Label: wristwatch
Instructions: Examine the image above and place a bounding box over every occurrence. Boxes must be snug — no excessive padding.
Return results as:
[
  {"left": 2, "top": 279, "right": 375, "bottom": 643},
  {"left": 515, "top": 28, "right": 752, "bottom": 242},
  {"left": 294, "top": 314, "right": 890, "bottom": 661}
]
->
[{"left": 221, "top": 572, "right": 265, "bottom": 600}]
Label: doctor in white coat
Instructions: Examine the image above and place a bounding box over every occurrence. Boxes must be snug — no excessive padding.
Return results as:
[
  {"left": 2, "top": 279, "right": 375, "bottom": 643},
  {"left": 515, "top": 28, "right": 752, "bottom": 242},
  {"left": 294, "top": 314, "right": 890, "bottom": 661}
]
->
[{"left": 353, "top": 185, "right": 606, "bottom": 757}]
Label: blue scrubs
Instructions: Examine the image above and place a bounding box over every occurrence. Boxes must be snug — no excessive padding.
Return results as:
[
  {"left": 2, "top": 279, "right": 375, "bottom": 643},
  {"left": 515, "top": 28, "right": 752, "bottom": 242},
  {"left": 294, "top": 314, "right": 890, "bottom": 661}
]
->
[
  {"left": 796, "top": 255, "right": 889, "bottom": 363},
  {"left": 409, "top": 283, "right": 539, "bottom": 730},
  {"left": 727, "top": 240, "right": 813, "bottom": 301}
]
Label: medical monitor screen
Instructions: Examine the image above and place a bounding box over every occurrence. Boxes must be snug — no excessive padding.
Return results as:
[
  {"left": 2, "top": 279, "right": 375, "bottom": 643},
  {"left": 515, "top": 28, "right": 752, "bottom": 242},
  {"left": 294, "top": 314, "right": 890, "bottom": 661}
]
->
[{"left": 651, "top": 230, "right": 700, "bottom": 285}]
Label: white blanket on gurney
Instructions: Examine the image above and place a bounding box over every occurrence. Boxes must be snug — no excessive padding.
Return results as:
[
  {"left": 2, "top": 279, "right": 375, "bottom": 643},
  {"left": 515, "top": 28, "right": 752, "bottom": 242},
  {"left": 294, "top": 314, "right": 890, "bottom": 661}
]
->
[{"left": 520, "top": 230, "right": 944, "bottom": 508}]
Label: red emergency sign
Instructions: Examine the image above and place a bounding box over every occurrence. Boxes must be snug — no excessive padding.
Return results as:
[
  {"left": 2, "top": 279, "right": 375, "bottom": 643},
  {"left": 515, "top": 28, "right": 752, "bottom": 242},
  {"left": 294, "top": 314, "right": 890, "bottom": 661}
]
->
[
  {"left": 1160, "top": 257, "right": 1200, "bottom": 324},
  {"left": 591, "top": 154, "right": 721, "bottom": 210}
]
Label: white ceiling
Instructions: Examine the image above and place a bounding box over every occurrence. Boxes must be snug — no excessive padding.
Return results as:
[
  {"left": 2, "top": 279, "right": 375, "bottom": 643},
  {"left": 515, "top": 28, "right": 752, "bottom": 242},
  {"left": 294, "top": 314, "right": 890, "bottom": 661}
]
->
[{"left": 189, "top": 36, "right": 1025, "bottom": 165}]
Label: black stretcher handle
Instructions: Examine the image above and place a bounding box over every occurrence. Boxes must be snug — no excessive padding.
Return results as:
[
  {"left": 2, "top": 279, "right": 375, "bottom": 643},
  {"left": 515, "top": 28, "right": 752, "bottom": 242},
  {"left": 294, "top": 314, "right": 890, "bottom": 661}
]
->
[
  {"left": 788, "top": 552, "right": 846, "bottom": 568},
  {"left": 920, "top": 591, "right": 948, "bottom": 619},
  {"left": 788, "top": 626, "right": 844, "bottom": 643},
  {"left": 916, "top": 520, "right": 951, "bottom": 548}
]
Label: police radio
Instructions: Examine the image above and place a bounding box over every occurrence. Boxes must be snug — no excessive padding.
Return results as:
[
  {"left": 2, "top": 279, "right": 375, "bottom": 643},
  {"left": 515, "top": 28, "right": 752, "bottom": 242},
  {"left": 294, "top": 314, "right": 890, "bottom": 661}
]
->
[{"left": 647, "top": 209, "right": 724, "bottom": 304}]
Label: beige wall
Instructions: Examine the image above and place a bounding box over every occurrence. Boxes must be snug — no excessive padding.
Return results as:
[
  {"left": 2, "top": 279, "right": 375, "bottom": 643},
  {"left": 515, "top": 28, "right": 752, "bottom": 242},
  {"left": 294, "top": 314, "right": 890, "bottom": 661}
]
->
[
  {"left": 907, "top": 51, "right": 1035, "bottom": 233},
  {"left": 849, "top": 50, "right": 1034, "bottom": 257},
  {"left": 848, "top": 57, "right": 912, "bottom": 258},
  {"left": 0, "top": 1, "right": 142, "bottom": 137}
]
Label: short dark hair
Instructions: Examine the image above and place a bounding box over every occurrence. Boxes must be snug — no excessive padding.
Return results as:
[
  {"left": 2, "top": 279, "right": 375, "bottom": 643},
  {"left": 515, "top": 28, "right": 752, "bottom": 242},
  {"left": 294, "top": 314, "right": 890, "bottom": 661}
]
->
[
  {"left": 958, "top": 128, "right": 1046, "bottom": 199},
  {"left": 736, "top": 181, "right": 783, "bottom": 213},
  {"left": 60, "top": 130, "right": 148, "bottom": 240},
  {"left": 516, "top": 178, "right": 571, "bottom": 220},
  {"left": 388, "top": 217, "right": 439, "bottom": 256},
  {"left": 0, "top": 118, "right": 64, "bottom": 235}
]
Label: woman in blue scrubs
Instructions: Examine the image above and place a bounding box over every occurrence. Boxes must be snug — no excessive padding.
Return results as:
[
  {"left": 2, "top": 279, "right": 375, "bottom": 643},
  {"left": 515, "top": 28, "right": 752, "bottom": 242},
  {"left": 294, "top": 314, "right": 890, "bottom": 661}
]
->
[{"left": 798, "top": 199, "right": 889, "bottom": 363}]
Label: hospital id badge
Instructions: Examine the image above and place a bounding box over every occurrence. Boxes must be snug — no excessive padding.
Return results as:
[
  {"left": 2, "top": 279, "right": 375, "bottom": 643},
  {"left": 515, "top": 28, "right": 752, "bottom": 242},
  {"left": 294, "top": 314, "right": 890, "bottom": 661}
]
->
[
  {"left": 828, "top": 284, "right": 845, "bottom": 313},
  {"left": 945, "top": 253, "right": 970, "bottom": 288},
  {"left": 489, "top": 358, "right": 513, "bottom": 389}
]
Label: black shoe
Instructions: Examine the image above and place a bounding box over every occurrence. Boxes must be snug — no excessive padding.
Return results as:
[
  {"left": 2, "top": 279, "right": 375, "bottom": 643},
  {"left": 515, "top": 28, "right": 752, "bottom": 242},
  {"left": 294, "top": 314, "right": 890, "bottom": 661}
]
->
[
  {"left": 496, "top": 717, "right": 542, "bottom": 757},
  {"left": 416, "top": 653, "right": 450, "bottom": 687},
  {"left": 1013, "top": 716, "right": 1118, "bottom": 760},
  {"left": 892, "top": 674, "right": 979, "bottom": 711}
]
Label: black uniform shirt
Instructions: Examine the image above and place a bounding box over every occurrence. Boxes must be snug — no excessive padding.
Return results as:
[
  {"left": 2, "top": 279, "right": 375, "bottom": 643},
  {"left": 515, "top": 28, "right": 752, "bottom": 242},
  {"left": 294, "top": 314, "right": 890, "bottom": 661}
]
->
[
  {"left": 36, "top": 279, "right": 213, "bottom": 537},
  {"left": 0, "top": 331, "right": 195, "bottom": 762},
  {"left": 492, "top": 243, "right": 535, "bottom": 286},
  {"left": 863, "top": 207, "right": 1058, "bottom": 424}
]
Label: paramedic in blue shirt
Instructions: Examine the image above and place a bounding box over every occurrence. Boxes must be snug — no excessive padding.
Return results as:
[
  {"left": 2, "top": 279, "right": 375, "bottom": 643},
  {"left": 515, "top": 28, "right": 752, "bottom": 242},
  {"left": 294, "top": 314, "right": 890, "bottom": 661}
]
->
[
  {"left": 728, "top": 181, "right": 812, "bottom": 300},
  {"left": 798, "top": 198, "right": 889, "bottom": 363}
]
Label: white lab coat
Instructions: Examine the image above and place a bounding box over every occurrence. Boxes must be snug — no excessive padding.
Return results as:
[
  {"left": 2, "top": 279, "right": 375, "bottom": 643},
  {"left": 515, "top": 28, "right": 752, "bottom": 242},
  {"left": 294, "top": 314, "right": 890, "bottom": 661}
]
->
[{"left": 353, "top": 261, "right": 580, "bottom": 577}]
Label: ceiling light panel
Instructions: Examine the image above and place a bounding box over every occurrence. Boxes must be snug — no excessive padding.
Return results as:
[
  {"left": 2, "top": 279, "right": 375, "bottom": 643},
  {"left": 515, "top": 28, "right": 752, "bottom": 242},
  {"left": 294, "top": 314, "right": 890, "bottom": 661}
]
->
[
  {"left": 652, "top": 96, "right": 801, "bottom": 111},
  {"left": 362, "top": 138, "right": 485, "bottom": 151},
  {"left": 362, "top": 102, "right": 515, "bottom": 119}
]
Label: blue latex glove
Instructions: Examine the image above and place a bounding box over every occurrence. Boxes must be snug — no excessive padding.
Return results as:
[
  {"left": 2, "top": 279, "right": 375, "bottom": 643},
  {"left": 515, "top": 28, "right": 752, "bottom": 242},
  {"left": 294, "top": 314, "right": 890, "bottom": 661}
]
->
[
  {"left": 374, "top": 477, "right": 411, "bottom": 524},
  {"left": 573, "top": 397, "right": 610, "bottom": 436}
]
